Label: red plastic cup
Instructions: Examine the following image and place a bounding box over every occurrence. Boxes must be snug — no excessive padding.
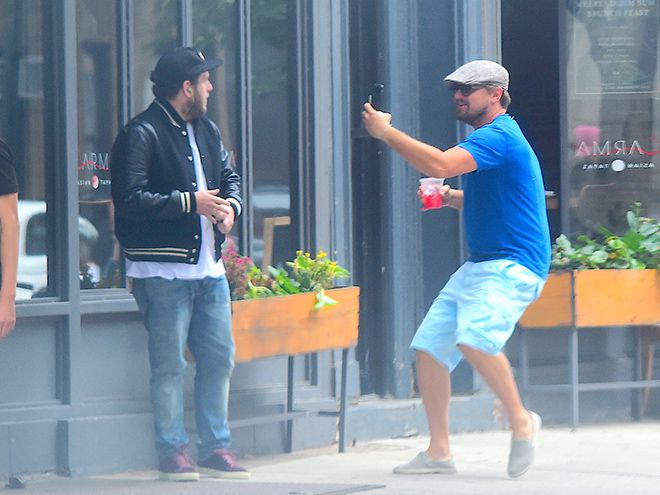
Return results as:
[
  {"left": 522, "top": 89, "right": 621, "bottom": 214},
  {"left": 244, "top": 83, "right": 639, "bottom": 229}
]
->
[
  {"left": 422, "top": 192, "right": 443, "bottom": 210},
  {"left": 419, "top": 178, "right": 445, "bottom": 211}
]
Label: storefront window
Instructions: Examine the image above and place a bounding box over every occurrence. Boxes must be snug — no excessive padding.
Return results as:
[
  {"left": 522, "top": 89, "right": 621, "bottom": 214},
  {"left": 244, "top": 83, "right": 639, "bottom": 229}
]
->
[
  {"left": 564, "top": 0, "right": 659, "bottom": 236},
  {"left": 0, "top": 0, "right": 52, "bottom": 299},
  {"left": 249, "top": 0, "right": 298, "bottom": 267},
  {"left": 192, "top": 0, "right": 239, "bottom": 151},
  {"left": 76, "top": 0, "right": 122, "bottom": 290},
  {"left": 192, "top": 0, "right": 242, "bottom": 248},
  {"left": 132, "top": 0, "right": 180, "bottom": 116}
]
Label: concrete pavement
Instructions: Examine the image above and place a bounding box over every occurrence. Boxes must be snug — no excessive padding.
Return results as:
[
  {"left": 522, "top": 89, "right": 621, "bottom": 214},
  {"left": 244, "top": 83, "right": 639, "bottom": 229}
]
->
[{"left": 5, "top": 420, "right": 660, "bottom": 494}]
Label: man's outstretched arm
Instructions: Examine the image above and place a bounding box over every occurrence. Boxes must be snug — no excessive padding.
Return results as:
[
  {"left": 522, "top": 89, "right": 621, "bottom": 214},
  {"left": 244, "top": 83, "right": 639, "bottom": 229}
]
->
[
  {"left": 362, "top": 102, "right": 477, "bottom": 178},
  {"left": 0, "top": 192, "right": 18, "bottom": 337}
]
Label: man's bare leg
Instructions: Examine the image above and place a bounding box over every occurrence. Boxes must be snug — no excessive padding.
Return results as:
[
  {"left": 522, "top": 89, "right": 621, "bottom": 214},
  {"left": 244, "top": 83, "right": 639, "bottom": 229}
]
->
[
  {"left": 458, "top": 344, "right": 533, "bottom": 439},
  {"left": 416, "top": 350, "right": 453, "bottom": 459}
]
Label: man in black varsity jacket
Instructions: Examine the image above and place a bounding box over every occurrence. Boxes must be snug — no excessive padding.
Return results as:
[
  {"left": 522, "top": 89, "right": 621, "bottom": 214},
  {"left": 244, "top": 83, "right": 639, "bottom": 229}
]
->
[{"left": 110, "top": 47, "right": 248, "bottom": 482}]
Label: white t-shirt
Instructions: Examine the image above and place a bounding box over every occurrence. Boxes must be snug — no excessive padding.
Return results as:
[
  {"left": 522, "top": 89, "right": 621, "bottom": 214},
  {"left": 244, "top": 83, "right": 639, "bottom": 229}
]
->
[{"left": 126, "top": 122, "right": 225, "bottom": 280}]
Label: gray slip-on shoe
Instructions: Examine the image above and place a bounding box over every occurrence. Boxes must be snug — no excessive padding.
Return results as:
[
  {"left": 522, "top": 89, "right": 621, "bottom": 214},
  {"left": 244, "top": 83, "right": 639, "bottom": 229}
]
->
[
  {"left": 393, "top": 452, "right": 457, "bottom": 475},
  {"left": 507, "top": 411, "right": 541, "bottom": 478}
]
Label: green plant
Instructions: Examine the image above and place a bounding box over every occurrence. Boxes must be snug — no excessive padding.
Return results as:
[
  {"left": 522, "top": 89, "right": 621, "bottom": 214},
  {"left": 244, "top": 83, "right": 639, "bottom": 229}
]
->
[
  {"left": 551, "top": 203, "right": 659, "bottom": 270},
  {"left": 223, "top": 248, "right": 351, "bottom": 310},
  {"left": 245, "top": 265, "right": 301, "bottom": 299},
  {"left": 287, "top": 250, "right": 350, "bottom": 290},
  {"left": 286, "top": 250, "right": 351, "bottom": 310}
]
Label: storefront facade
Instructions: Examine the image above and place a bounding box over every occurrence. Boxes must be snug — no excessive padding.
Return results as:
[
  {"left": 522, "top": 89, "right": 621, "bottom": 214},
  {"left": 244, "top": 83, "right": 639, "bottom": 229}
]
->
[
  {"left": 1, "top": 0, "right": 657, "bottom": 477},
  {"left": 500, "top": 0, "right": 659, "bottom": 422},
  {"left": 1, "top": 0, "right": 356, "bottom": 475}
]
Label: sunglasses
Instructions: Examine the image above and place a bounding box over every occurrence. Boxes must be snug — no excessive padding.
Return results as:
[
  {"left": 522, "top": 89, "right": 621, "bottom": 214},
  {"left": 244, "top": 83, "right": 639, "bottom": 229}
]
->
[{"left": 448, "top": 84, "right": 486, "bottom": 96}]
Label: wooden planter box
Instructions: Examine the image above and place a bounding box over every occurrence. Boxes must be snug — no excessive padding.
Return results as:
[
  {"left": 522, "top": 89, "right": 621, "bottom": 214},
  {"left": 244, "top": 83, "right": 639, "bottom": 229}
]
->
[
  {"left": 520, "top": 269, "right": 659, "bottom": 328},
  {"left": 517, "top": 269, "right": 659, "bottom": 428},
  {"left": 185, "top": 286, "right": 360, "bottom": 363},
  {"left": 231, "top": 286, "right": 360, "bottom": 362},
  {"left": 204, "top": 286, "right": 360, "bottom": 453}
]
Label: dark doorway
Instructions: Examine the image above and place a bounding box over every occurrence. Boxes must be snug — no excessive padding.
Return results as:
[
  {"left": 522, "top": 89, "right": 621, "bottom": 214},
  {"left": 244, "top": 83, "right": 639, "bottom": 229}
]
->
[
  {"left": 349, "top": 0, "right": 386, "bottom": 395},
  {"left": 501, "top": 0, "right": 561, "bottom": 240},
  {"left": 348, "top": 0, "right": 465, "bottom": 397}
]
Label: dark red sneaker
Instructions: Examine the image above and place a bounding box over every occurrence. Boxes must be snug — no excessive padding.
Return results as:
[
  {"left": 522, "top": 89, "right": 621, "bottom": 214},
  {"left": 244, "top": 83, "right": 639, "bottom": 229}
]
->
[
  {"left": 158, "top": 449, "right": 200, "bottom": 482},
  {"left": 198, "top": 448, "right": 250, "bottom": 479}
]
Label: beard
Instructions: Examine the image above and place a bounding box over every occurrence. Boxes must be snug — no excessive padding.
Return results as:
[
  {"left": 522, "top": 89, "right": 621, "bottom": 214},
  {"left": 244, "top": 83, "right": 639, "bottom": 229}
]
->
[
  {"left": 184, "top": 91, "right": 207, "bottom": 120},
  {"left": 456, "top": 104, "right": 488, "bottom": 127}
]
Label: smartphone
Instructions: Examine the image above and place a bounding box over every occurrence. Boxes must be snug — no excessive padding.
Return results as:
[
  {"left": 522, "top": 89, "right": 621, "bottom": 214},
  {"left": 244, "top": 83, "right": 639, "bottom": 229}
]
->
[{"left": 367, "top": 83, "right": 385, "bottom": 110}]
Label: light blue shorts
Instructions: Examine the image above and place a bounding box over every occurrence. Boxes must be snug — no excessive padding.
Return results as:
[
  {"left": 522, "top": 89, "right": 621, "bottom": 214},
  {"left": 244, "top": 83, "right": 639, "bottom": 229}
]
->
[{"left": 410, "top": 260, "right": 545, "bottom": 372}]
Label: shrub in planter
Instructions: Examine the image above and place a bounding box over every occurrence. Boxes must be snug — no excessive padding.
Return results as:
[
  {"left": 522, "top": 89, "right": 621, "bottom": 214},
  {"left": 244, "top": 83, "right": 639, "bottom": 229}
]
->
[
  {"left": 551, "top": 202, "right": 659, "bottom": 270},
  {"left": 221, "top": 248, "right": 350, "bottom": 310}
]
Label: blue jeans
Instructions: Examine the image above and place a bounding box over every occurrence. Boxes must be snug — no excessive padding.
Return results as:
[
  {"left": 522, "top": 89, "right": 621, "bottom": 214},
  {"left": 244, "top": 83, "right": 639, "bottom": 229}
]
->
[{"left": 132, "top": 276, "right": 234, "bottom": 460}]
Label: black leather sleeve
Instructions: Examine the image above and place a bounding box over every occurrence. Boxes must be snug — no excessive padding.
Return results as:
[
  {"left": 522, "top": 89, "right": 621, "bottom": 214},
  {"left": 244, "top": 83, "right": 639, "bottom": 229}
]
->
[
  {"left": 209, "top": 121, "right": 243, "bottom": 217},
  {"left": 111, "top": 122, "right": 193, "bottom": 221}
]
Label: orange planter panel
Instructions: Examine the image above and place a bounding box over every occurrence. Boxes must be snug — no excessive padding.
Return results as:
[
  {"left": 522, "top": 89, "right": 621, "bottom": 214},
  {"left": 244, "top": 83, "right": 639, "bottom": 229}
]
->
[
  {"left": 519, "top": 272, "right": 573, "bottom": 328},
  {"left": 519, "top": 270, "right": 659, "bottom": 329},
  {"left": 573, "top": 270, "right": 659, "bottom": 327},
  {"left": 232, "top": 287, "right": 360, "bottom": 362}
]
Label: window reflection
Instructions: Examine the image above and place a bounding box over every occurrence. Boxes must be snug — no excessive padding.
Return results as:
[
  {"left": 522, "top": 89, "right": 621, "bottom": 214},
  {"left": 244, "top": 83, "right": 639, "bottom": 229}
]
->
[
  {"left": 192, "top": 0, "right": 241, "bottom": 249},
  {"left": 0, "top": 0, "right": 52, "bottom": 299},
  {"left": 25, "top": 211, "right": 46, "bottom": 257},
  {"left": 250, "top": 0, "right": 297, "bottom": 267},
  {"left": 76, "top": 0, "right": 121, "bottom": 290},
  {"left": 564, "top": 2, "right": 659, "bottom": 236},
  {"left": 192, "top": 0, "right": 239, "bottom": 157},
  {"left": 132, "top": 0, "right": 180, "bottom": 116}
]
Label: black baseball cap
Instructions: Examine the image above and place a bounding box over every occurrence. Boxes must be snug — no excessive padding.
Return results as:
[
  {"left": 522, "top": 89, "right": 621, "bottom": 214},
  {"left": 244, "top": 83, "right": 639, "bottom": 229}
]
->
[{"left": 150, "top": 47, "right": 223, "bottom": 89}]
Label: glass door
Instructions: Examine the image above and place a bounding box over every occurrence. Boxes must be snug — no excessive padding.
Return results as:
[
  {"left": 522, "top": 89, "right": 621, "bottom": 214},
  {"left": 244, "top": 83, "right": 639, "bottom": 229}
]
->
[{"left": 562, "top": 1, "right": 659, "bottom": 235}]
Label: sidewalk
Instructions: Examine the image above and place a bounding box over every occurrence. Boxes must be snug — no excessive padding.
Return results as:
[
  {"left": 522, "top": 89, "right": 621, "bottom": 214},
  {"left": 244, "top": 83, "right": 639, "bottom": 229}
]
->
[{"left": 6, "top": 420, "right": 660, "bottom": 494}]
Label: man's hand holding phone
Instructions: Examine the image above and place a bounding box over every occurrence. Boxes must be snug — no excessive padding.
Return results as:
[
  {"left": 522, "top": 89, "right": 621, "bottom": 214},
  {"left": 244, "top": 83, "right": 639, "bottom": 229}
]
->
[
  {"left": 363, "top": 83, "right": 393, "bottom": 140},
  {"left": 362, "top": 102, "right": 393, "bottom": 141},
  {"left": 367, "top": 83, "right": 385, "bottom": 111}
]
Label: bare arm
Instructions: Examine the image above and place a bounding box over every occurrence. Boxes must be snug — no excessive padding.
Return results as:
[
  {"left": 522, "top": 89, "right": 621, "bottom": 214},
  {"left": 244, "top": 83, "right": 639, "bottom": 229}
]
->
[
  {"left": 444, "top": 187, "right": 464, "bottom": 210},
  {"left": 362, "top": 103, "right": 477, "bottom": 178},
  {"left": 0, "top": 192, "right": 18, "bottom": 337}
]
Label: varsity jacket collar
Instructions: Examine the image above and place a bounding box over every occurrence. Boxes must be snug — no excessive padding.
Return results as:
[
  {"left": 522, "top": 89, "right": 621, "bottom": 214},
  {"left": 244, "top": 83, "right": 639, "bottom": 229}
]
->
[{"left": 154, "top": 98, "right": 187, "bottom": 129}]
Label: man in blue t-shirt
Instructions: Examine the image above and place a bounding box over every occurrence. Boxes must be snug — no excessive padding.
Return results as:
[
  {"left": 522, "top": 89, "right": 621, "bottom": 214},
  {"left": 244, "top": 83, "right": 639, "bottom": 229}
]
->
[{"left": 362, "top": 60, "right": 550, "bottom": 479}]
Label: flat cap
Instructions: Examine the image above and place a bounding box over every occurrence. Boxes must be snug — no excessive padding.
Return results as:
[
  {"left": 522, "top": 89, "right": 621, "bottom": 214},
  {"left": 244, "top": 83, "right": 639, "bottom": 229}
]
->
[{"left": 444, "top": 60, "right": 509, "bottom": 90}]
